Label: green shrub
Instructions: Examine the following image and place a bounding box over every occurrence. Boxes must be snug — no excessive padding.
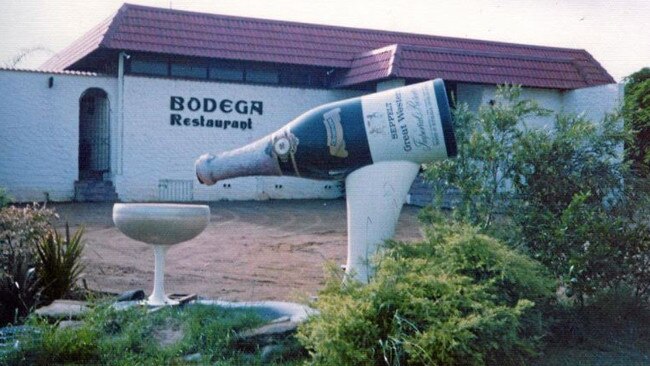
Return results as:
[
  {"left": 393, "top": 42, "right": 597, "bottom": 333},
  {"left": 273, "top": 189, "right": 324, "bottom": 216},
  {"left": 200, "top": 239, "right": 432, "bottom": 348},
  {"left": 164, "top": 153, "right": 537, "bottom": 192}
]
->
[
  {"left": 623, "top": 67, "right": 650, "bottom": 175},
  {"left": 36, "top": 224, "right": 85, "bottom": 302},
  {"left": 298, "top": 220, "right": 554, "bottom": 366},
  {"left": 0, "top": 204, "right": 57, "bottom": 325},
  {"left": 516, "top": 190, "right": 650, "bottom": 302},
  {"left": 426, "top": 85, "right": 551, "bottom": 228},
  {"left": 0, "top": 203, "right": 57, "bottom": 260},
  {"left": 426, "top": 86, "right": 650, "bottom": 302},
  {"left": 511, "top": 112, "right": 650, "bottom": 301}
]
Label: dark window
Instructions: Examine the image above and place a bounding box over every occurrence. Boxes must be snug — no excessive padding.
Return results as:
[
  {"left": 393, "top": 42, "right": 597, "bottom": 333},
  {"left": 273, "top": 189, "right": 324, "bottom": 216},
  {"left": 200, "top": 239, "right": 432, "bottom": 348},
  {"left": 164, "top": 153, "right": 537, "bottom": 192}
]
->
[
  {"left": 246, "top": 69, "right": 279, "bottom": 84},
  {"left": 127, "top": 54, "right": 329, "bottom": 88},
  {"left": 130, "top": 60, "right": 168, "bottom": 76},
  {"left": 209, "top": 66, "right": 244, "bottom": 81},
  {"left": 171, "top": 63, "right": 207, "bottom": 79},
  {"left": 282, "top": 71, "right": 312, "bottom": 86}
]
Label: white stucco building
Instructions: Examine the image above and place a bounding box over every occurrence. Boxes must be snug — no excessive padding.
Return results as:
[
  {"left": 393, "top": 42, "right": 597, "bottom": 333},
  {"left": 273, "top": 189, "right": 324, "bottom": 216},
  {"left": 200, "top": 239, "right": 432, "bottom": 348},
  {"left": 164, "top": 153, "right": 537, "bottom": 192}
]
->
[{"left": 0, "top": 4, "right": 621, "bottom": 203}]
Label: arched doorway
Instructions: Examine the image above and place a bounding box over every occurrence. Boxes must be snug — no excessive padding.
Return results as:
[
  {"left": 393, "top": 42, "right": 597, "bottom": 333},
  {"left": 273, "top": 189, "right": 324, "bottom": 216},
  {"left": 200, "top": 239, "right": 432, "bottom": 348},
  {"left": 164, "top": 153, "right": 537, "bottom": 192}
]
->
[
  {"left": 79, "top": 88, "right": 110, "bottom": 180},
  {"left": 76, "top": 88, "right": 117, "bottom": 201}
]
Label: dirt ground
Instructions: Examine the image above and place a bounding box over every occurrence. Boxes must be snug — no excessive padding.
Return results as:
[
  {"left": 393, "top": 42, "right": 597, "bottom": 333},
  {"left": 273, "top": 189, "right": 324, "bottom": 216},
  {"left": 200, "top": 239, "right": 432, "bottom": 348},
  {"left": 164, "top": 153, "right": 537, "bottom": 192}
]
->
[{"left": 50, "top": 200, "right": 424, "bottom": 302}]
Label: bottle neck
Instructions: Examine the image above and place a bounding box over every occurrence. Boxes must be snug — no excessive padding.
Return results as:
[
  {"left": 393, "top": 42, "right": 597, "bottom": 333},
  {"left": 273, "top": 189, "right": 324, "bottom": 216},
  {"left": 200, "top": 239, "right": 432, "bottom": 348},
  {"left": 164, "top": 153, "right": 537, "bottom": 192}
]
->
[{"left": 195, "top": 137, "right": 279, "bottom": 185}]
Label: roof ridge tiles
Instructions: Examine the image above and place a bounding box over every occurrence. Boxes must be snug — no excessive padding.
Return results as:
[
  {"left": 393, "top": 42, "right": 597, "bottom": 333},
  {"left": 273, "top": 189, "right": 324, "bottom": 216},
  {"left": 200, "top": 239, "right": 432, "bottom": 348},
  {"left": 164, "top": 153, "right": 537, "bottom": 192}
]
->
[
  {"left": 114, "top": 9, "right": 589, "bottom": 60},
  {"left": 389, "top": 44, "right": 403, "bottom": 77},
  {"left": 119, "top": 3, "right": 587, "bottom": 55},
  {"left": 398, "top": 44, "right": 575, "bottom": 63}
]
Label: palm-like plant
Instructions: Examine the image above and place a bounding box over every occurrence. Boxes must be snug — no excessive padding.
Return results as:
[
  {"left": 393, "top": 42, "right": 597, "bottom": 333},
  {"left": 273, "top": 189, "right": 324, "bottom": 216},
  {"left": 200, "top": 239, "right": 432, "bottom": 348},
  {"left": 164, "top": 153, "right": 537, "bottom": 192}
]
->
[
  {"left": 0, "top": 251, "right": 40, "bottom": 325},
  {"left": 36, "top": 224, "right": 85, "bottom": 302}
]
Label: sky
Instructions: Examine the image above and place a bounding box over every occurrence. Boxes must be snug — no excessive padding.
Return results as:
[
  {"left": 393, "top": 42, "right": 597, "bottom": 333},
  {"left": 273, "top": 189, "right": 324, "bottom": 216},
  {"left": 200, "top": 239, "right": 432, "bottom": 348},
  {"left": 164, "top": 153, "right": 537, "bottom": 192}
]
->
[{"left": 1, "top": 0, "right": 648, "bottom": 82}]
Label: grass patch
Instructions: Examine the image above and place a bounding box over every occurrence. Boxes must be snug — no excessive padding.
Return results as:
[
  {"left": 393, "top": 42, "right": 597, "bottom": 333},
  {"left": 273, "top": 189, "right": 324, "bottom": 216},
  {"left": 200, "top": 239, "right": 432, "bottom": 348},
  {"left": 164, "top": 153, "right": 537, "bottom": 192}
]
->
[{"left": 2, "top": 302, "right": 303, "bottom": 365}]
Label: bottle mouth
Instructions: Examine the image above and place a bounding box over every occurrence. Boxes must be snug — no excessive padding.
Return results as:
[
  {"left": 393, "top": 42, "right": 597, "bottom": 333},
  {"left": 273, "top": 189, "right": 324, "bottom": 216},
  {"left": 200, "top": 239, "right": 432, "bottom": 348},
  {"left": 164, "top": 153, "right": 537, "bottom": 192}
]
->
[
  {"left": 195, "top": 154, "right": 217, "bottom": 185},
  {"left": 433, "top": 79, "right": 457, "bottom": 158}
]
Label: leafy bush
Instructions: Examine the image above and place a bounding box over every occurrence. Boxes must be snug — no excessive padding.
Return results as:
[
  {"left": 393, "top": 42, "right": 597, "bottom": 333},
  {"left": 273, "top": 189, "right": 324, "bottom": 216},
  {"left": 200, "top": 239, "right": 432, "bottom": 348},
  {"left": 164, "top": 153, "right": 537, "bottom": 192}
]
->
[
  {"left": 298, "top": 219, "right": 554, "bottom": 366},
  {"left": 0, "top": 204, "right": 57, "bottom": 325},
  {"left": 426, "top": 85, "right": 550, "bottom": 228},
  {"left": 511, "top": 111, "right": 629, "bottom": 214},
  {"left": 36, "top": 224, "right": 85, "bottom": 302},
  {"left": 511, "top": 112, "right": 650, "bottom": 300},
  {"left": 623, "top": 67, "right": 650, "bottom": 175},
  {"left": 426, "top": 86, "right": 650, "bottom": 302},
  {"left": 514, "top": 186, "right": 650, "bottom": 302},
  {"left": 0, "top": 203, "right": 57, "bottom": 260}
]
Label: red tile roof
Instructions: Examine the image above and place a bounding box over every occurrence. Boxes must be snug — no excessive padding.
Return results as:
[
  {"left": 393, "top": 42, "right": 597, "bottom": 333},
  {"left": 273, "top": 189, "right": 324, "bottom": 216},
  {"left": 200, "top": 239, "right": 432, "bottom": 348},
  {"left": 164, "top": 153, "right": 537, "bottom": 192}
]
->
[
  {"left": 334, "top": 45, "right": 398, "bottom": 87},
  {"left": 41, "top": 14, "right": 114, "bottom": 72},
  {"left": 333, "top": 44, "right": 610, "bottom": 89},
  {"left": 41, "top": 3, "right": 614, "bottom": 89}
]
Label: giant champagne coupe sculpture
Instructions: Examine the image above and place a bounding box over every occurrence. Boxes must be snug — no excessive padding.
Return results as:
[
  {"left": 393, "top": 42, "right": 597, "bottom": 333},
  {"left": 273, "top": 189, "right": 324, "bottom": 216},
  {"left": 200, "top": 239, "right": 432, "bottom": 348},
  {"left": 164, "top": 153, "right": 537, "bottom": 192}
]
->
[
  {"left": 113, "top": 204, "right": 210, "bottom": 305},
  {"left": 196, "top": 79, "right": 457, "bottom": 282}
]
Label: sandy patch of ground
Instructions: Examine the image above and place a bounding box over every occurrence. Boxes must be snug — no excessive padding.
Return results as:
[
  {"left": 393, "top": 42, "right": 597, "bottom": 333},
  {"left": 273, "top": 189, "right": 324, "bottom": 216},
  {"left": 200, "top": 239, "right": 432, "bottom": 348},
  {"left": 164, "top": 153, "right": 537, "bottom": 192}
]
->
[{"left": 51, "top": 200, "right": 423, "bottom": 302}]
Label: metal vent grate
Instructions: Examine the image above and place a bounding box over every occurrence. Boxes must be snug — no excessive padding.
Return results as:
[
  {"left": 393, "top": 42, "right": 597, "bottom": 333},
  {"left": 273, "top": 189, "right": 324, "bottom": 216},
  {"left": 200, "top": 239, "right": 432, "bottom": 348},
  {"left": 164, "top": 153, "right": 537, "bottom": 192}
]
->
[{"left": 158, "top": 179, "right": 194, "bottom": 201}]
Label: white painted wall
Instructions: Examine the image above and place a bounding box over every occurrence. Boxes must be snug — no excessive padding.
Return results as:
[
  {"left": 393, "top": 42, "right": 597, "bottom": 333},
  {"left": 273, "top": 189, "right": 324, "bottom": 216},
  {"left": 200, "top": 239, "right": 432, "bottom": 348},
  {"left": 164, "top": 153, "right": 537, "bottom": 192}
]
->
[
  {"left": 563, "top": 83, "right": 625, "bottom": 160},
  {"left": 115, "top": 75, "right": 362, "bottom": 201},
  {"left": 0, "top": 69, "right": 116, "bottom": 202},
  {"left": 562, "top": 83, "right": 624, "bottom": 122},
  {"left": 376, "top": 78, "right": 405, "bottom": 91},
  {"left": 456, "top": 83, "right": 563, "bottom": 129},
  {"left": 0, "top": 68, "right": 622, "bottom": 203},
  {"left": 456, "top": 82, "right": 623, "bottom": 128}
]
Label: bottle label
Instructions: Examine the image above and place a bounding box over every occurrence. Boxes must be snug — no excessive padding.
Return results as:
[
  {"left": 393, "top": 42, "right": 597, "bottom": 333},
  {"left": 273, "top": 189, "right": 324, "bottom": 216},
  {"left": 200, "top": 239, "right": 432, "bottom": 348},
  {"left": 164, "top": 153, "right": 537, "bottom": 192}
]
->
[
  {"left": 322, "top": 108, "right": 349, "bottom": 158},
  {"left": 361, "top": 81, "right": 448, "bottom": 164}
]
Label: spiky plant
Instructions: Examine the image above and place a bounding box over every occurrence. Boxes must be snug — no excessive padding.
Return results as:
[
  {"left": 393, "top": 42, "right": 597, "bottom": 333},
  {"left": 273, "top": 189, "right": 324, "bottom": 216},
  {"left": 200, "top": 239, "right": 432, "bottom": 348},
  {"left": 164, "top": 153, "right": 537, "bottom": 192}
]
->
[
  {"left": 35, "top": 224, "right": 85, "bottom": 302},
  {"left": 0, "top": 251, "right": 40, "bottom": 325}
]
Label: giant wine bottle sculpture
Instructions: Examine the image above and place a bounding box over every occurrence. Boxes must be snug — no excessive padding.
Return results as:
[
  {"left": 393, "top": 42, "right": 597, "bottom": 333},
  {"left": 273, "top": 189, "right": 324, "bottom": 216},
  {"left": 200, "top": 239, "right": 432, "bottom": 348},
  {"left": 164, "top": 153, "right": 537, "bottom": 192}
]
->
[{"left": 196, "top": 79, "right": 456, "bottom": 282}]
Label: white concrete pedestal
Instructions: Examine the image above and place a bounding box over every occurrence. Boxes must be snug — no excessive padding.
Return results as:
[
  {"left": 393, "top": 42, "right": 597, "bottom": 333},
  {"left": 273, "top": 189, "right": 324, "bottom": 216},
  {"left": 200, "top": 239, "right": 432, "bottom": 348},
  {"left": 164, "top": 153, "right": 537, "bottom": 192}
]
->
[
  {"left": 149, "top": 245, "right": 178, "bottom": 306},
  {"left": 344, "top": 161, "right": 420, "bottom": 283}
]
